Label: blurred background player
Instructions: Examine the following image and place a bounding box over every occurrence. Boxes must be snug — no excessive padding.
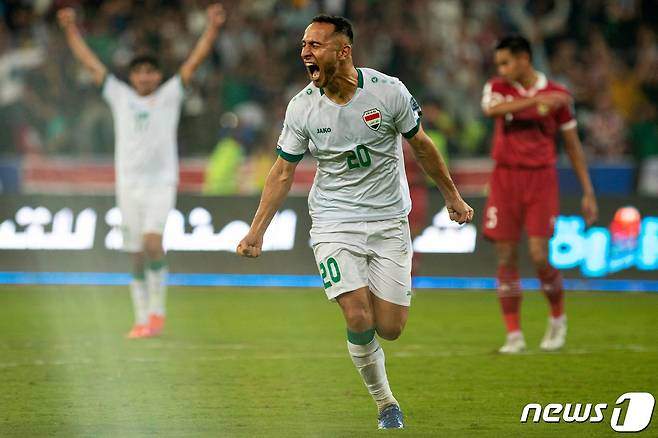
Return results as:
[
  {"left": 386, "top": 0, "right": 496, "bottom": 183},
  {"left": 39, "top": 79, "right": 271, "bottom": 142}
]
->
[
  {"left": 237, "top": 15, "right": 473, "bottom": 429},
  {"left": 481, "top": 35, "right": 598, "bottom": 353},
  {"left": 57, "top": 4, "right": 226, "bottom": 338}
]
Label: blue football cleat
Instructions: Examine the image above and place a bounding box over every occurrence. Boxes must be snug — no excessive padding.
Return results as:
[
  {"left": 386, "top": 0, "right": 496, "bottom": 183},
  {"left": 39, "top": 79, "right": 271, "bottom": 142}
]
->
[{"left": 378, "top": 404, "right": 404, "bottom": 429}]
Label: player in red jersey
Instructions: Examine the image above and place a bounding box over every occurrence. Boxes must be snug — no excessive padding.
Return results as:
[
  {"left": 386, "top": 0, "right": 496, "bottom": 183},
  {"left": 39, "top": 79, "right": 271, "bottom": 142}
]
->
[{"left": 481, "top": 36, "right": 598, "bottom": 353}]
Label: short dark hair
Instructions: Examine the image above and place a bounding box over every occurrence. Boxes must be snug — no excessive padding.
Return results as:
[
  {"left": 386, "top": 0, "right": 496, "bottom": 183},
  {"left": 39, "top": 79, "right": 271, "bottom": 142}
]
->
[
  {"left": 311, "top": 14, "right": 354, "bottom": 44},
  {"left": 129, "top": 54, "right": 161, "bottom": 72},
  {"left": 495, "top": 35, "right": 532, "bottom": 60}
]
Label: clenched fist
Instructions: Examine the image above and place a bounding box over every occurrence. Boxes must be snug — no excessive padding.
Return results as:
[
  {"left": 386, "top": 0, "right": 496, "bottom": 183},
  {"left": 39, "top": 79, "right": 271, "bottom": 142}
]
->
[
  {"left": 236, "top": 232, "right": 263, "bottom": 258},
  {"left": 207, "top": 3, "right": 226, "bottom": 31},
  {"left": 57, "top": 8, "right": 76, "bottom": 30}
]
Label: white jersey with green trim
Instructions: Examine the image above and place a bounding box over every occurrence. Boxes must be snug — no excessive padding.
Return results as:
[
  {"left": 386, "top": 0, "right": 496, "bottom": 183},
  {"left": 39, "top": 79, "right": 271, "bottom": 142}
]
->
[
  {"left": 277, "top": 67, "right": 421, "bottom": 224},
  {"left": 102, "top": 74, "right": 184, "bottom": 187}
]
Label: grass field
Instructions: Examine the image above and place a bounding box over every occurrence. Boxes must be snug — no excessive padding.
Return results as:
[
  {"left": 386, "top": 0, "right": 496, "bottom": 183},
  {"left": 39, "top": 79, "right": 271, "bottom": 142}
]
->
[{"left": 0, "top": 286, "right": 656, "bottom": 437}]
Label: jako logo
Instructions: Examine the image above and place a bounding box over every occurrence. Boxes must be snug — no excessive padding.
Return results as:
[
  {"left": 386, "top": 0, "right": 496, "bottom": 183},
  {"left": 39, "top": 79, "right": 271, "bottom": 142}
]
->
[{"left": 520, "top": 392, "right": 655, "bottom": 433}]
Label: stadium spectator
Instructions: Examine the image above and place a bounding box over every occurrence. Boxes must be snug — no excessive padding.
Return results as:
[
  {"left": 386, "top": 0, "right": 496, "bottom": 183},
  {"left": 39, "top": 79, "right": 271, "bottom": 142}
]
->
[
  {"left": 582, "top": 92, "right": 628, "bottom": 159},
  {"left": 0, "top": 0, "right": 653, "bottom": 187},
  {"left": 202, "top": 112, "right": 246, "bottom": 195}
]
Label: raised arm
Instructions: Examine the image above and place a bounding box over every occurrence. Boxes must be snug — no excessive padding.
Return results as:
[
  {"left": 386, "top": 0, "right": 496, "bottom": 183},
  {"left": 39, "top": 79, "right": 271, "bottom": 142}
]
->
[
  {"left": 179, "top": 3, "right": 225, "bottom": 86},
  {"left": 406, "top": 124, "right": 474, "bottom": 224},
  {"left": 57, "top": 8, "right": 107, "bottom": 86},
  {"left": 561, "top": 127, "right": 598, "bottom": 225},
  {"left": 237, "top": 157, "right": 299, "bottom": 257}
]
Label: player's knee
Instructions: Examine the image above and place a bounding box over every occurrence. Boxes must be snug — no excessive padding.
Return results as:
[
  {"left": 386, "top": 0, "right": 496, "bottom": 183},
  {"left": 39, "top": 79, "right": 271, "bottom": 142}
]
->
[
  {"left": 344, "top": 306, "right": 374, "bottom": 332},
  {"left": 143, "top": 240, "right": 163, "bottom": 260},
  {"left": 497, "top": 258, "right": 517, "bottom": 271},
  {"left": 496, "top": 247, "right": 518, "bottom": 268},
  {"left": 529, "top": 249, "right": 549, "bottom": 269}
]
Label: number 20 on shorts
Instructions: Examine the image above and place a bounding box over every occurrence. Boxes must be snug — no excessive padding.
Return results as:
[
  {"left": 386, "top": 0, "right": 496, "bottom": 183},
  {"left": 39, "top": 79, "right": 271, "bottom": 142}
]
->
[{"left": 319, "top": 257, "right": 341, "bottom": 289}]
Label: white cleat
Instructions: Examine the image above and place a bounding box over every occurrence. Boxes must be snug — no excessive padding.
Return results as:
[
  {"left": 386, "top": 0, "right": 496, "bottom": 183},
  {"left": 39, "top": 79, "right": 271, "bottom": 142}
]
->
[
  {"left": 540, "top": 316, "right": 567, "bottom": 351},
  {"left": 498, "top": 331, "right": 526, "bottom": 354}
]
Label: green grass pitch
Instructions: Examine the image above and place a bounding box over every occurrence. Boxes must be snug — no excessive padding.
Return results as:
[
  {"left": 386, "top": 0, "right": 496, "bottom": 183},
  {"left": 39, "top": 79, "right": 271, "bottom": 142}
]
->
[{"left": 0, "top": 286, "right": 656, "bottom": 437}]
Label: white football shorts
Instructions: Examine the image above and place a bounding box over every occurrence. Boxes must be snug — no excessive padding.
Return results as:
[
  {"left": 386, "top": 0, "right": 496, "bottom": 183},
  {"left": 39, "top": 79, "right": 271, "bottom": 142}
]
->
[
  {"left": 310, "top": 217, "right": 413, "bottom": 307},
  {"left": 116, "top": 184, "right": 176, "bottom": 252}
]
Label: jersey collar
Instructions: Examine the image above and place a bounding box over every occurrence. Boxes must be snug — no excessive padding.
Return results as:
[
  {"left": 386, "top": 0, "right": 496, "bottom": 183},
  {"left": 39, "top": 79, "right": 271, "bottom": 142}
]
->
[
  {"left": 319, "top": 68, "right": 363, "bottom": 96},
  {"left": 512, "top": 71, "right": 547, "bottom": 97}
]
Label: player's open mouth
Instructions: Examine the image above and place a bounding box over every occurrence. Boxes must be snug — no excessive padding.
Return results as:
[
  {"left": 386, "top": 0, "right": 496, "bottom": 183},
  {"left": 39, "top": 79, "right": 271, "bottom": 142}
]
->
[{"left": 305, "top": 63, "right": 320, "bottom": 81}]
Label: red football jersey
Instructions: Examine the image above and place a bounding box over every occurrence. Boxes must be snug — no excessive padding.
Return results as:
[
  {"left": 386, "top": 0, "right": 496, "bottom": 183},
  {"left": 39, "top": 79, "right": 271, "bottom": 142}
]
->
[{"left": 481, "top": 72, "right": 576, "bottom": 168}]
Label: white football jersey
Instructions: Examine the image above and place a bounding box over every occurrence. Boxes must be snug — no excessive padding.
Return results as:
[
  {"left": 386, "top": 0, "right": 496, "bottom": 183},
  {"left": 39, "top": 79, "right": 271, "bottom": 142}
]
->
[
  {"left": 277, "top": 67, "right": 421, "bottom": 224},
  {"left": 102, "top": 74, "right": 184, "bottom": 187}
]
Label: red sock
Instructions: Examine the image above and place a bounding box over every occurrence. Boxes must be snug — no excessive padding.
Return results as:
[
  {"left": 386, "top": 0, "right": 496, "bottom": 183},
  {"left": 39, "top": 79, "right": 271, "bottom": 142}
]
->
[
  {"left": 538, "top": 265, "right": 564, "bottom": 318},
  {"left": 497, "top": 266, "right": 522, "bottom": 333}
]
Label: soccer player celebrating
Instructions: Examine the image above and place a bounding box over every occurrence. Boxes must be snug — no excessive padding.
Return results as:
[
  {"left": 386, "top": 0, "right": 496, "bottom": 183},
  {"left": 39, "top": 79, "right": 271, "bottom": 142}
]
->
[
  {"left": 58, "top": 4, "right": 225, "bottom": 338},
  {"left": 481, "top": 36, "right": 598, "bottom": 353},
  {"left": 237, "top": 15, "right": 473, "bottom": 429}
]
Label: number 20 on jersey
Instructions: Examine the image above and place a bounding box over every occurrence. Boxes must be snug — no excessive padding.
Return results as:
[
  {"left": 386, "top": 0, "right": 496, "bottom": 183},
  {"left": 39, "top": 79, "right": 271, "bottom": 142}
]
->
[{"left": 346, "top": 145, "right": 372, "bottom": 169}]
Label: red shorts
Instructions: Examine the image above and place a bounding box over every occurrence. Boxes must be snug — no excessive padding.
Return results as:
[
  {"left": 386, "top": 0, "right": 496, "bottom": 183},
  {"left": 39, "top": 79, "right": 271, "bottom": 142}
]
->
[{"left": 482, "top": 166, "right": 559, "bottom": 241}]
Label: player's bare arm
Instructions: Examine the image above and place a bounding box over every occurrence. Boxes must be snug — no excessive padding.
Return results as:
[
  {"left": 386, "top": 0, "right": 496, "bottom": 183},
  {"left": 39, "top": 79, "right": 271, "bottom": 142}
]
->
[
  {"left": 406, "top": 124, "right": 474, "bottom": 224},
  {"left": 179, "top": 3, "right": 225, "bottom": 86},
  {"left": 57, "top": 7, "right": 107, "bottom": 86},
  {"left": 562, "top": 127, "right": 598, "bottom": 225},
  {"left": 483, "top": 91, "right": 572, "bottom": 118},
  {"left": 237, "top": 157, "right": 299, "bottom": 258}
]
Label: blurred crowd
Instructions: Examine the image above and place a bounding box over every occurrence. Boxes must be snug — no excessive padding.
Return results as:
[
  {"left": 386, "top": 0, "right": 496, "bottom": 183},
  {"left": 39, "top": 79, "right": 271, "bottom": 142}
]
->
[{"left": 1, "top": 0, "right": 657, "bottom": 169}]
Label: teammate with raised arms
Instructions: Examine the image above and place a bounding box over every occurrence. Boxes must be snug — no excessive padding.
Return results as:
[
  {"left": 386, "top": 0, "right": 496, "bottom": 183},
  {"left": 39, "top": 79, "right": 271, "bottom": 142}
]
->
[{"left": 58, "top": 4, "right": 226, "bottom": 338}]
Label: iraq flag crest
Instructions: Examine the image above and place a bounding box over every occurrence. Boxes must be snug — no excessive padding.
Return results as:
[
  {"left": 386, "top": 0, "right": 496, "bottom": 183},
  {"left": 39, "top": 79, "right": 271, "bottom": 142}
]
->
[{"left": 363, "top": 108, "right": 382, "bottom": 131}]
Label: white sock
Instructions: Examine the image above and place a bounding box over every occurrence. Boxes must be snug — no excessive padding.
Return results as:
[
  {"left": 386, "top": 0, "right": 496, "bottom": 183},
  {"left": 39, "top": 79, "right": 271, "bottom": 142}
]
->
[
  {"left": 347, "top": 338, "right": 398, "bottom": 412},
  {"left": 130, "top": 279, "right": 149, "bottom": 325},
  {"left": 550, "top": 314, "right": 566, "bottom": 325},
  {"left": 146, "top": 266, "right": 167, "bottom": 317}
]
